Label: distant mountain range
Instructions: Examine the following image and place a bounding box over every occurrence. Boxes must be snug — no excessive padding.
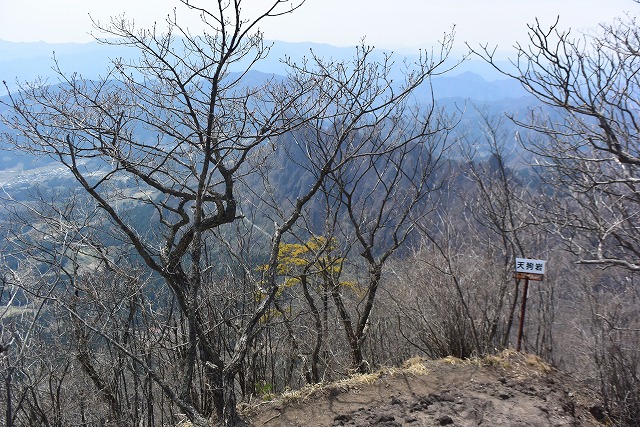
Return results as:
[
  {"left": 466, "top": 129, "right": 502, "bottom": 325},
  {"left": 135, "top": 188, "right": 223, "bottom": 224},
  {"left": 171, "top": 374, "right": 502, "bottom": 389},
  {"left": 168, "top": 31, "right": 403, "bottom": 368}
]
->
[
  {"left": 0, "top": 38, "right": 536, "bottom": 179},
  {"left": 0, "top": 39, "right": 526, "bottom": 100}
]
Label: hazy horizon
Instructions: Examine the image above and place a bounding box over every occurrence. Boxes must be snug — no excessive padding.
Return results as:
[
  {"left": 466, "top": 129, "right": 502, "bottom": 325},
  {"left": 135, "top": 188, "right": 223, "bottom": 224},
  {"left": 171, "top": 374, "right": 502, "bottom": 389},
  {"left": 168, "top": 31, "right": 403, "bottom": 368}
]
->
[{"left": 1, "top": 0, "right": 636, "bottom": 53}]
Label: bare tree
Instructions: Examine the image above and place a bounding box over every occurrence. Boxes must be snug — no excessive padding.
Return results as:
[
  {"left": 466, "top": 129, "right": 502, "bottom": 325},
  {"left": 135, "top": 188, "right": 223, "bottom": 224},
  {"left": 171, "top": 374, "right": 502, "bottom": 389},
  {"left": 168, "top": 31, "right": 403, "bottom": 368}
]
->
[
  {"left": 326, "top": 107, "right": 455, "bottom": 372},
  {"left": 266, "top": 42, "right": 458, "bottom": 373},
  {"left": 383, "top": 106, "right": 560, "bottom": 360},
  {"left": 458, "top": 109, "right": 557, "bottom": 353},
  {"left": 1, "top": 2, "right": 459, "bottom": 425},
  {"left": 471, "top": 8, "right": 640, "bottom": 423},
  {"left": 1, "top": 1, "right": 310, "bottom": 424},
  {"left": 0, "top": 248, "right": 80, "bottom": 427},
  {"left": 471, "top": 12, "right": 640, "bottom": 273}
]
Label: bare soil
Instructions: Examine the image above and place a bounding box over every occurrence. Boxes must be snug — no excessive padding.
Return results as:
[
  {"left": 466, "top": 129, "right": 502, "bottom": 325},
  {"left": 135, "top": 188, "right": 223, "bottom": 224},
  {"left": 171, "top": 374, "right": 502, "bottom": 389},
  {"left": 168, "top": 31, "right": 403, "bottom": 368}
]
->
[{"left": 245, "top": 352, "right": 603, "bottom": 427}]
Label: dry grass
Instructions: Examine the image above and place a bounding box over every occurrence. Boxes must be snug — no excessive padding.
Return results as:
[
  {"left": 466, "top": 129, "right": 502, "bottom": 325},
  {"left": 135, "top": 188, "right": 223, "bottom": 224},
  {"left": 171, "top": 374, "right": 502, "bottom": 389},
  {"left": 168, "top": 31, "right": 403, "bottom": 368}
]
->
[
  {"left": 402, "top": 356, "right": 430, "bottom": 375},
  {"left": 175, "top": 417, "right": 193, "bottom": 427},
  {"left": 240, "top": 349, "right": 557, "bottom": 418},
  {"left": 241, "top": 357, "right": 435, "bottom": 417},
  {"left": 441, "top": 355, "right": 465, "bottom": 365},
  {"left": 524, "top": 354, "right": 553, "bottom": 374},
  {"left": 476, "top": 349, "right": 553, "bottom": 375}
]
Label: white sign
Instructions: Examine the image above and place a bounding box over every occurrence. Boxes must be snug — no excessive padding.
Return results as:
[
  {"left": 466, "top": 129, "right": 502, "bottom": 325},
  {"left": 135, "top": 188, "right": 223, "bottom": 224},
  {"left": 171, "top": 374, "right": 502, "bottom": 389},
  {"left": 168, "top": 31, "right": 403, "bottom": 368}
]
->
[{"left": 515, "top": 258, "right": 546, "bottom": 275}]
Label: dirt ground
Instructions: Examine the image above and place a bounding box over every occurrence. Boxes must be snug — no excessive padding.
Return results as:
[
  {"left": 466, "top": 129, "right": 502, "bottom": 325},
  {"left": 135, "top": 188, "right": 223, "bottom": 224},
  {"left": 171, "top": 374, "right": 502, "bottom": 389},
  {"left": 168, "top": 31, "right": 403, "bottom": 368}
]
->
[{"left": 244, "top": 351, "right": 603, "bottom": 427}]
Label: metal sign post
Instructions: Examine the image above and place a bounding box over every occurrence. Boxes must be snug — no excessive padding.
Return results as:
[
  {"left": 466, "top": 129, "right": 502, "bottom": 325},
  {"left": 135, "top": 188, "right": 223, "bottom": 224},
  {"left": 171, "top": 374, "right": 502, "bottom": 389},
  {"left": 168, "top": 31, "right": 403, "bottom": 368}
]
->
[{"left": 514, "top": 258, "right": 546, "bottom": 352}]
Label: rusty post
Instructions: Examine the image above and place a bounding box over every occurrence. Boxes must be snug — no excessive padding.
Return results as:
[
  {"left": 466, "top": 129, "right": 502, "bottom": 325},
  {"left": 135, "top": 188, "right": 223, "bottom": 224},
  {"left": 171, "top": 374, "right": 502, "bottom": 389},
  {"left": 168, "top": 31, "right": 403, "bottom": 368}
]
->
[{"left": 516, "top": 277, "right": 530, "bottom": 352}]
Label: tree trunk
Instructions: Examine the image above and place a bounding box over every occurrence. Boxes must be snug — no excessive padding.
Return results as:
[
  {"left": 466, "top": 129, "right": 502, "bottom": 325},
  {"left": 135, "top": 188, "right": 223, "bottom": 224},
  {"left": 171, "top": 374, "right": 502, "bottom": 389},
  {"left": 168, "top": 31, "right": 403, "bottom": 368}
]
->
[
  {"left": 5, "top": 366, "right": 13, "bottom": 427},
  {"left": 301, "top": 276, "right": 322, "bottom": 383},
  {"left": 222, "top": 371, "right": 240, "bottom": 426},
  {"left": 331, "top": 285, "right": 367, "bottom": 373}
]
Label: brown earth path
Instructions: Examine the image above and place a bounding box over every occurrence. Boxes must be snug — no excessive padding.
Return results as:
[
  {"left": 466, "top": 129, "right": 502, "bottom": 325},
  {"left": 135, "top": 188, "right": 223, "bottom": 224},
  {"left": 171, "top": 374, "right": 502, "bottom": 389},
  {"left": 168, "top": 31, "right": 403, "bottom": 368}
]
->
[{"left": 245, "top": 352, "right": 602, "bottom": 427}]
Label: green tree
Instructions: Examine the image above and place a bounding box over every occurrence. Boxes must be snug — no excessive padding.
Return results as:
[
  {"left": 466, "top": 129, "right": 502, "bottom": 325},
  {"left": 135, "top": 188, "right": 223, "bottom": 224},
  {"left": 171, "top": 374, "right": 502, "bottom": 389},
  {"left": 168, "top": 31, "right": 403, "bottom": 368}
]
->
[{"left": 259, "top": 236, "right": 351, "bottom": 383}]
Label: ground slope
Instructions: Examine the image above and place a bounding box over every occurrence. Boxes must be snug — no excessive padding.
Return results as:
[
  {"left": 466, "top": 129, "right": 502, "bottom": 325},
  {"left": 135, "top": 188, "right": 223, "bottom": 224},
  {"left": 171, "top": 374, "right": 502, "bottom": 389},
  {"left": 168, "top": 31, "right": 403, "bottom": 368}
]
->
[{"left": 245, "top": 351, "right": 602, "bottom": 427}]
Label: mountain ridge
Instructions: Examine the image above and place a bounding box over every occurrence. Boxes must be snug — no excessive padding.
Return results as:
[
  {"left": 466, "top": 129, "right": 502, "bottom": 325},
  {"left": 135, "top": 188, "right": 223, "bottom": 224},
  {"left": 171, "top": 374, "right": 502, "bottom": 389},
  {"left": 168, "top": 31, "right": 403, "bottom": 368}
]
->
[{"left": 1, "top": 38, "right": 518, "bottom": 96}]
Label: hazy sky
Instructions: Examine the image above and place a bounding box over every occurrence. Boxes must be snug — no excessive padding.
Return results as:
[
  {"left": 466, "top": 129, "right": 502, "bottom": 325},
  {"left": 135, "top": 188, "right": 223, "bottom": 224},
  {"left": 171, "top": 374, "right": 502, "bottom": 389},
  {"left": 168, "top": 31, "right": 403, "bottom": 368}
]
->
[{"left": 0, "top": 0, "right": 637, "bottom": 52}]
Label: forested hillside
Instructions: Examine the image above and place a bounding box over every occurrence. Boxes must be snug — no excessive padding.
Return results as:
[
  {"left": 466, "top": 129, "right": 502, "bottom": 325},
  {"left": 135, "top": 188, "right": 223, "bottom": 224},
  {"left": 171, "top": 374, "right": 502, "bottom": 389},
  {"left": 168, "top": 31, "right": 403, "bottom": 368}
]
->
[{"left": 0, "top": 1, "right": 638, "bottom": 426}]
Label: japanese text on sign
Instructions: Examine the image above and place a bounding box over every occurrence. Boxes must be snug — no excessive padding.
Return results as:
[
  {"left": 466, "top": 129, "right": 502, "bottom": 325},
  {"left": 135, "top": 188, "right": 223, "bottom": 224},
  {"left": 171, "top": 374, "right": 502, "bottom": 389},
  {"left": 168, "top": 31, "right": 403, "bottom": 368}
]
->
[{"left": 515, "top": 258, "right": 546, "bottom": 275}]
